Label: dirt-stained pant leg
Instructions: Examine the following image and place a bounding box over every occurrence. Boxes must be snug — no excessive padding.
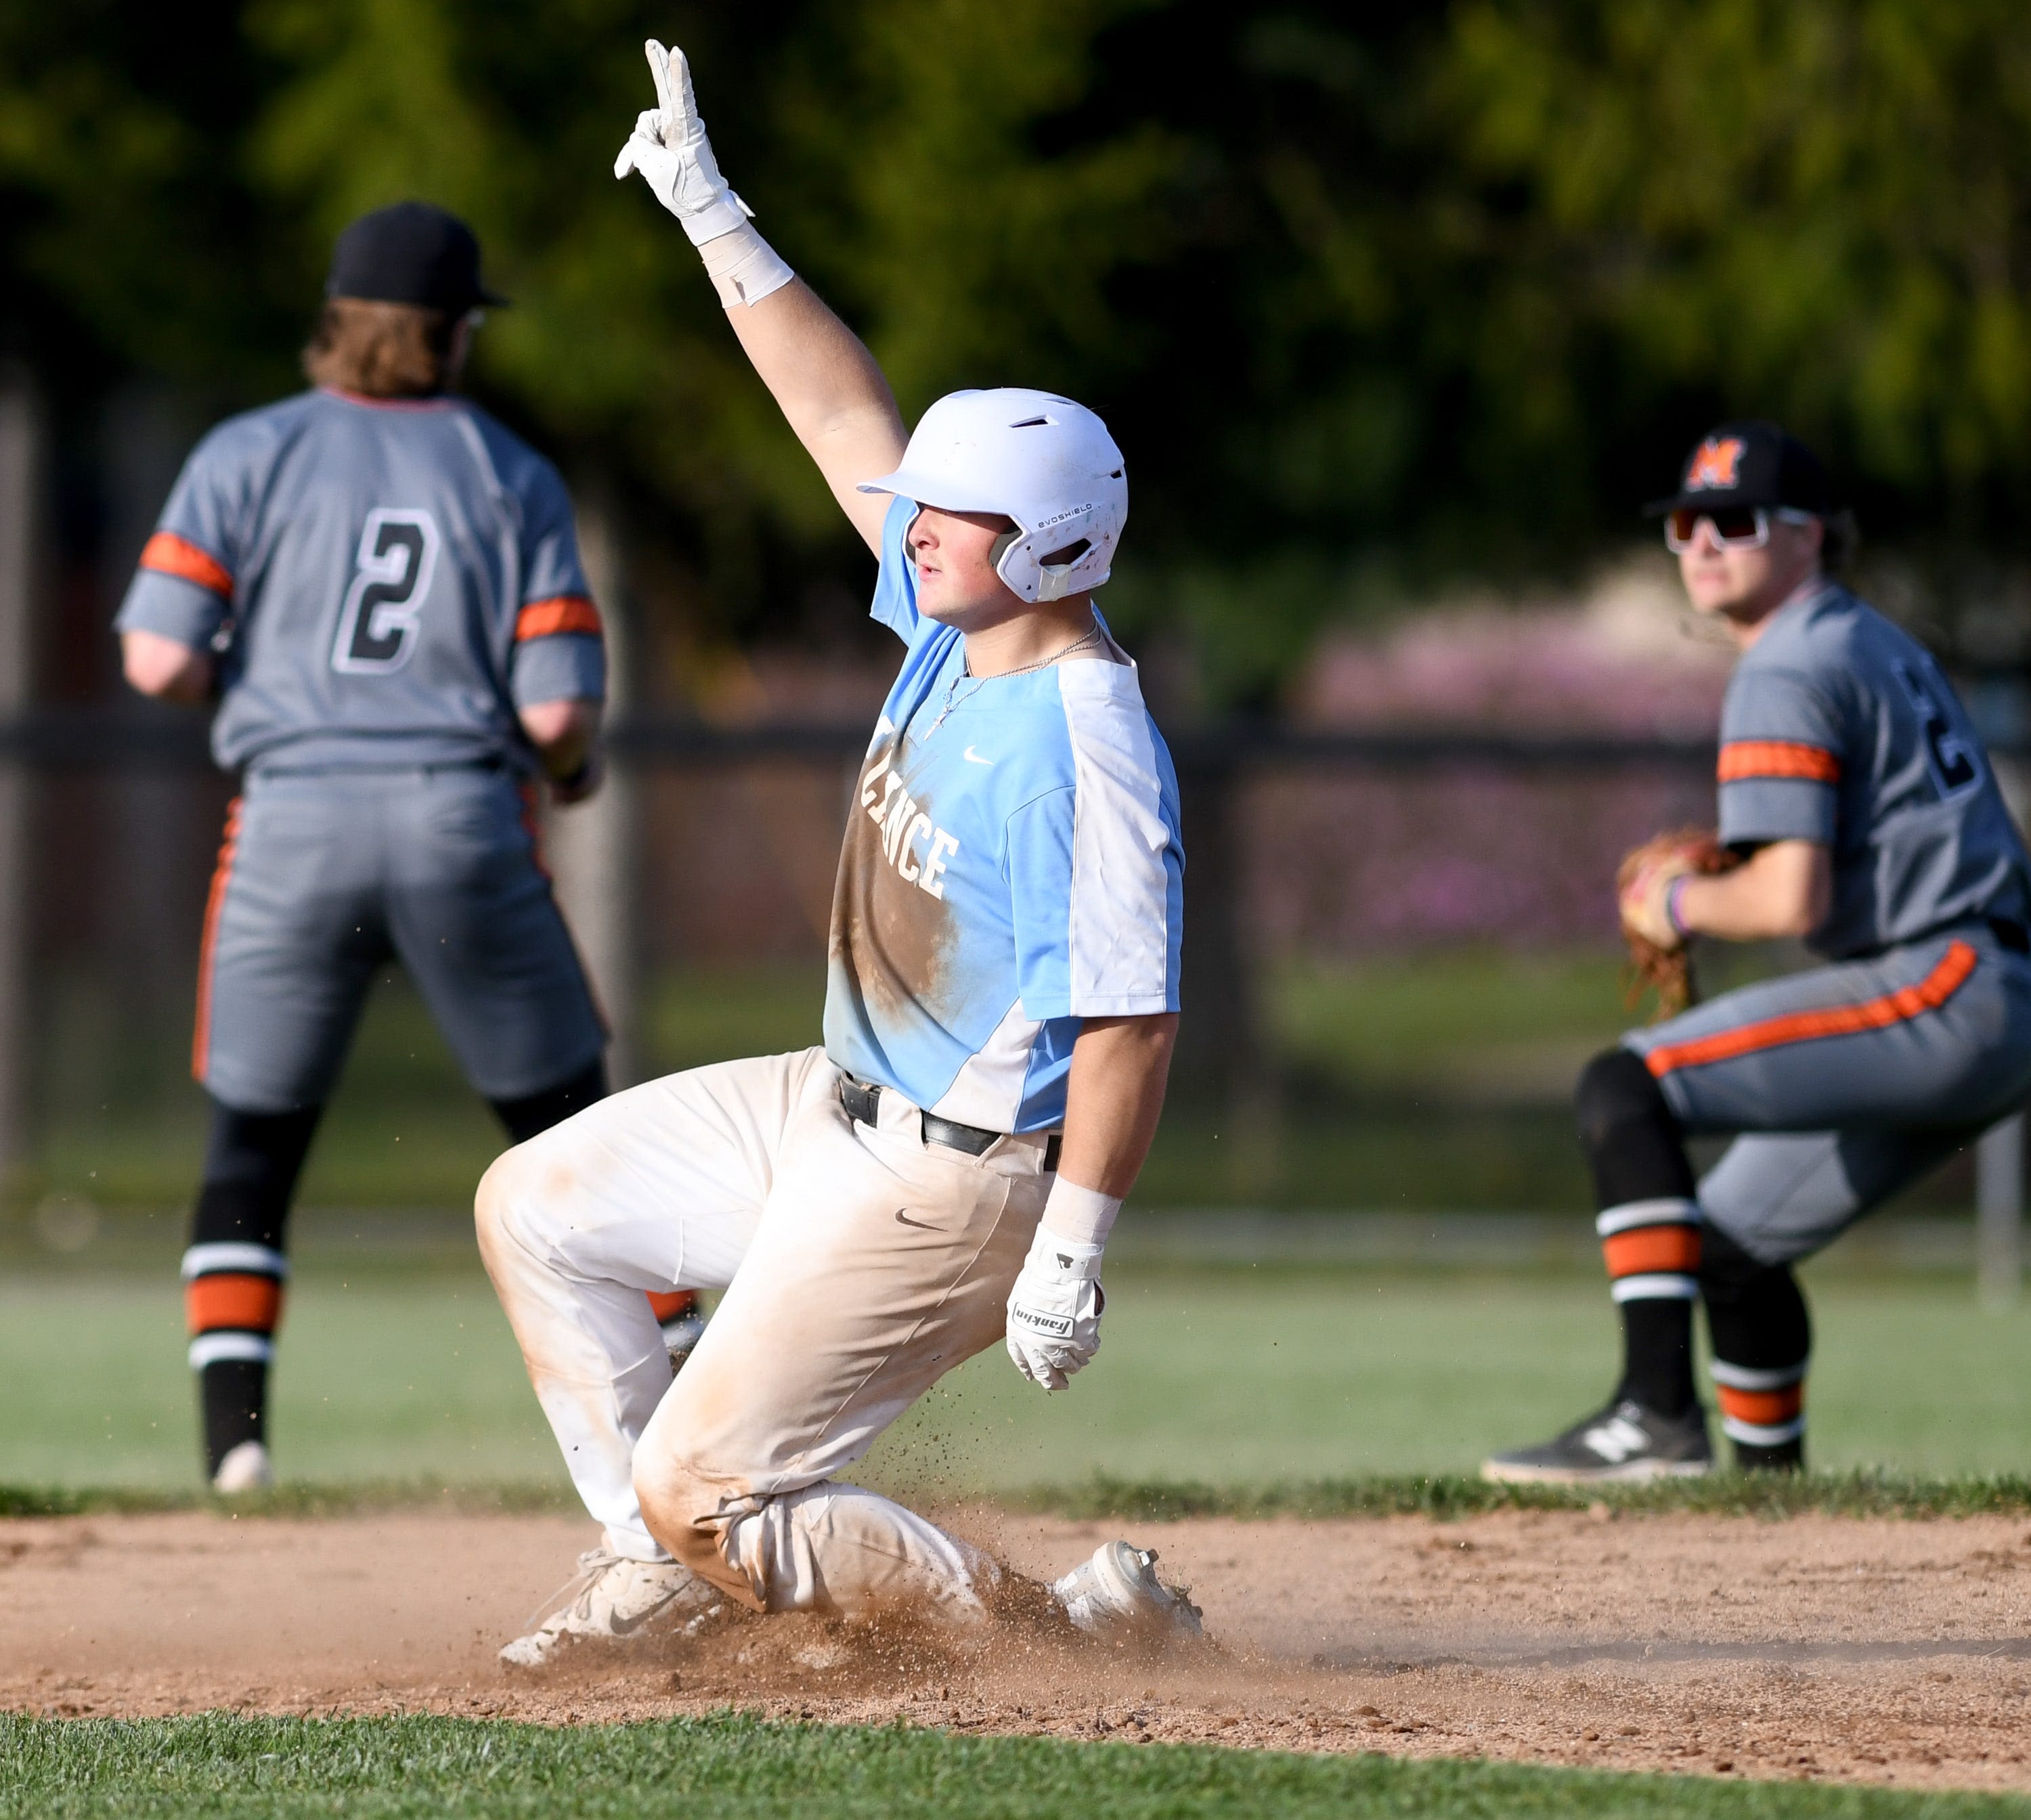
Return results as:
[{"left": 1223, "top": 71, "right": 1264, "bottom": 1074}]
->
[
  {"left": 1622, "top": 929, "right": 2031, "bottom": 1261},
  {"left": 631, "top": 1080, "right": 1050, "bottom": 1620},
  {"left": 476, "top": 1048, "right": 837, "bottom": 1561}
]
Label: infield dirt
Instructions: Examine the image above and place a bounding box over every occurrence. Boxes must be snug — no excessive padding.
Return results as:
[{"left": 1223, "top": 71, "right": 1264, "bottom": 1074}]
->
[{"left": 5, "top": 1505, "right": 2031, "bottom": 1793}]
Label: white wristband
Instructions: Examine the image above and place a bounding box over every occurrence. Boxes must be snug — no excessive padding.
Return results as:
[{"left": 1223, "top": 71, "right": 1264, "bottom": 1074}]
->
[
  {"left": 699, "top": 220, "right": 795, "bottom": 309},
  {"left": 1041, "top": 1176, "right": 1122, "bottom": 1249}
]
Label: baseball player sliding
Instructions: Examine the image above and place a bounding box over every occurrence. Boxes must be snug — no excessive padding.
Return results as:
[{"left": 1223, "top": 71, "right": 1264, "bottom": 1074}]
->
[
  {"left": 116, "top": 204, "right": 615, "bottom": 1492},
  {"left": 479, "top": 39, "right": 1196, "bottom": 1666},
  {"left": 1487, "top": 422, "right": 2031, "bottom": 1482}
]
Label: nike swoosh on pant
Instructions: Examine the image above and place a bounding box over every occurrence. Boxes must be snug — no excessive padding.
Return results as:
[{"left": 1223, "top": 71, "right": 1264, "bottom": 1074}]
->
[
  {"left": 894, "top": 1209, "right": 937, "bottom": 1230},
  {"left": 963, "top": 747, "right": 994, "bottom": 765}
]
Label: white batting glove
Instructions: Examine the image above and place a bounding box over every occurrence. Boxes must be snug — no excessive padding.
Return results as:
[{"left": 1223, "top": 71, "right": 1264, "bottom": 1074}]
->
[
  {"left": 612, "top": 39, "right": 754, "bottom": 245},
  {"left": 1006, "top": 1226, "right": 1105, "bottom": 1392}
]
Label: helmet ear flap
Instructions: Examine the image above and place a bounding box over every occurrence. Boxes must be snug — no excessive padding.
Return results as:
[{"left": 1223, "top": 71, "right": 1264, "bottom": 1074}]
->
[{"left": 988, "top": 525, "right": 1026, "bottom": 595}]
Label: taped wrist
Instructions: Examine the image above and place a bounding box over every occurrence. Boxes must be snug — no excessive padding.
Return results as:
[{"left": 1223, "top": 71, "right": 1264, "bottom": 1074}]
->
[
  {"left": 1041, "top": 1176, "right": 1122, "bottom": 1249},
  {"left": 699, "top": 220, "right": 795, "bottom": 309}
]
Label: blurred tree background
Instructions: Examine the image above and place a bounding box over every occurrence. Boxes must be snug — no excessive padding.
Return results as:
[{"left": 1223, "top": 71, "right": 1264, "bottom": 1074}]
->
[{"left": 7, "top": 0, "right": 2031, "bottom": 703}]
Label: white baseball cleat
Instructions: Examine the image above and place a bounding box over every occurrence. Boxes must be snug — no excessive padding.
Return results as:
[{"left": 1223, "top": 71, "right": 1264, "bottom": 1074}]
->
[
  {"left": 498, "top": 1547, "right": 724, "bottom": 1669},
  {"left": 1052, "top": 1540, "right": 1202, "bottom": 1641},
  {"left": 211, "top": 1440, "right": 274, "bottom": 1494}
]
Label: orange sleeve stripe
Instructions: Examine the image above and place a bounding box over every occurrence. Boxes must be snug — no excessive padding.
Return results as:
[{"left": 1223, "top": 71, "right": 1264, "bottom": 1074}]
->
[
  {"left": 1646, "top": 940, "right": 1977, "bottom": 1078},
  {"left": 1602, "top": 1226, "right": 1703, "bottom": 1279},
  {"left": 185, "top": 1273, "right": 285, "bottom": 1335},
  {"left": 139, "top": 531, "right": 234, "bottom": 601},
  {"left": 1716, "top": 1383, "right": 1804, "bottom": 1426},
  {"left": 1718, "top": 740, "right": 1840, "bottom": 784},
  {"left": 516, "top": 595, "right": 603, "bottom": 641}
]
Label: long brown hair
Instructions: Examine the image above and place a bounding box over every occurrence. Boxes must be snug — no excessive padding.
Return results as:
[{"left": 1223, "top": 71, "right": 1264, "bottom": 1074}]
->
[{"left": 301, "top": 298, "right": 460, "bottom": 399}]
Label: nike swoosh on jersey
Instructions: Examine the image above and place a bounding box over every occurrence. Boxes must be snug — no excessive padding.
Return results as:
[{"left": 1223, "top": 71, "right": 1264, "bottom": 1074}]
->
[
  {"left": 894, "top": 1209, "right": 938, "bottom": 1230},
  {"left": 963, "top": 746, "right": 995, "bottom": 765}
]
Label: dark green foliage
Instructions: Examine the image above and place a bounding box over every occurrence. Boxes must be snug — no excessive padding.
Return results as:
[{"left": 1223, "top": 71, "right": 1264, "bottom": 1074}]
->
[
  {"left": 8, "top": 3, "right": 2031, "bottom": 692},
  {"left": 3, "top": 1712, "right": 2027, "bottom": 1819}
]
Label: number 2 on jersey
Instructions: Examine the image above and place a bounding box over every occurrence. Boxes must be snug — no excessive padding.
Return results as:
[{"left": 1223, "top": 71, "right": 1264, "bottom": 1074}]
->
[
  {"left": 1894, "top": 661, "right": 1980, "bottom": 800},
  {"left": 332, "top": 508, "right": 441, "bottom": 675}
]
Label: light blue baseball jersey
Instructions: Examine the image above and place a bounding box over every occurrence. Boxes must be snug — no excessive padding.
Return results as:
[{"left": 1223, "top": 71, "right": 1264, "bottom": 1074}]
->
[
  {"left": 824, "top": 496, "right": 1185, "bottom": 1134},
  {"left": 1718, "top": 580, "right": 2031, "bottom": 958},
  {"left": 114, "top": 388, "right": 605, "bottom": 774}
]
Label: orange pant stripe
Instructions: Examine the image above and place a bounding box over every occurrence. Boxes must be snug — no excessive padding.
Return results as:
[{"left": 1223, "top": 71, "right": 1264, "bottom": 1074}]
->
[
  {"left": 191, "top": 797, "right": 243, "bottom": 1084},
  {"left": 1645, "top": 941, "right": 1975, "bottom": 1078}
]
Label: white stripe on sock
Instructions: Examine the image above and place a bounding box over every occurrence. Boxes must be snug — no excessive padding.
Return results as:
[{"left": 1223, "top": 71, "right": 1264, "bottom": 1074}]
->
[
  {"left": 188, "top": 1332, "right": 274, "bottom": 1370},
  {"left": 181, "top": 1243, "right": 288, "bottom": 1282},
  {"left": 1720, "top": 1413, "right": 1806, "bottom": 1446},
  {"left": 1595, "top": 1198, "right": 1699, "bottom": 1237},
  {"left": 1609, "top": 1272, "right": 1699, "bottom": 1302},
  {"left": 1710, "top": 1358, "right": 1806, "bottom": 1391}
]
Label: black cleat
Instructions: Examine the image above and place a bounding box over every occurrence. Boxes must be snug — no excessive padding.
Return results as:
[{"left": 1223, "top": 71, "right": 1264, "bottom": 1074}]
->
[{"left": 1482, "top": 1398, "right": 1712, "bottom": 1484}]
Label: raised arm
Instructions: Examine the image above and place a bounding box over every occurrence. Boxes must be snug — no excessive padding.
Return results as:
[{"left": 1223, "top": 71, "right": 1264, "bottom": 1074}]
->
[{"left": 615, "top": 41, "right": 904, "bottom": 553}]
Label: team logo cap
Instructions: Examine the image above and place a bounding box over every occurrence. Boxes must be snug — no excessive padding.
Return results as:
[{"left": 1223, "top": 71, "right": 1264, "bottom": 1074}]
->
[
  {"left": 327, "top": 202, "right": 507, "bottom": 314},
  {"left": 1644, "top": 420, "right": 1834, "bottom": 518}
]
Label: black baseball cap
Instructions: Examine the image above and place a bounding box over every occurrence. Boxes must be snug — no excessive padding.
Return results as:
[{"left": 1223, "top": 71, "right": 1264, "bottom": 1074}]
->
[
  {"left": 1644, "top": 420, "right": 1835, "bottom": 518},
  {"left": 326, "top": 202, "right": 506, "bottom": 313}
]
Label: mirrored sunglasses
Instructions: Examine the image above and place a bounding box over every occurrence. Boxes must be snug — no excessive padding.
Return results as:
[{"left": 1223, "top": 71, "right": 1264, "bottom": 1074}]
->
[{"left": 1665, "top": 506, "right": 1816, "bottom": 554}]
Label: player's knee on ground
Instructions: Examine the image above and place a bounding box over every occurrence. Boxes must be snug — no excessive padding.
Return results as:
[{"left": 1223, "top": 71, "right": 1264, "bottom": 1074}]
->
[
  {"left": 630, "top": 1452, "right": 759, "bottom": 1605},
  {"left": 1574, "top": 1046, "right": 1697, "bottom": 1208},
  {"left": 1699, "top": 1222, "right": 1810, "bottom": 1463}
]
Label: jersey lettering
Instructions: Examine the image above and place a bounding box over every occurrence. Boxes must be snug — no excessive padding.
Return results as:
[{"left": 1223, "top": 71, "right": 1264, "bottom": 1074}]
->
[
  {"left": 858, "top": 746, "right": 959, "bottom": 899},
  {"left": 1894, "top": 661, "right": 1980, "bottom": 800},
  {"left": 331, "top": 508, "right": 441, "bottom": 675}
]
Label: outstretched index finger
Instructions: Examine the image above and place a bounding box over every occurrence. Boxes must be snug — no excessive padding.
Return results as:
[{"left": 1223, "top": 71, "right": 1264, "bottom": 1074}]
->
[{"left": 667, "top": 43, "right": 701, "bottom": 133}]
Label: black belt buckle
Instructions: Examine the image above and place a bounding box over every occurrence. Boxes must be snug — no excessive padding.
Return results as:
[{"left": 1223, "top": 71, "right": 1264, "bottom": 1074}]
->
[{"left": 842, "top": 1073, "right": 1059, "bottom": 1170}]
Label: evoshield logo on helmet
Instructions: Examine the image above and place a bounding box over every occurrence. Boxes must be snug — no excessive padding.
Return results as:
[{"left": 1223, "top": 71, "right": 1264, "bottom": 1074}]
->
[
  {"left": 1684, "top": 437, "right": 1745, "bottom": 491},
  {"left": 856, "top": 387, "right": 1129, "bottom": 602}
]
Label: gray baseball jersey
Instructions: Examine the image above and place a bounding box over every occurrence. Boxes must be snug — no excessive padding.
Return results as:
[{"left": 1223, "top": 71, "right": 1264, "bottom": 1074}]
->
[
  {"left": 1620, "top": 582, "right": 2031, "bottom": 1266},
  {"left": 115, "top": 388, "right": 605, "bottom": 774},
  {"left": 1718, "top": 581, "right": 2031, "bottom": 956}
]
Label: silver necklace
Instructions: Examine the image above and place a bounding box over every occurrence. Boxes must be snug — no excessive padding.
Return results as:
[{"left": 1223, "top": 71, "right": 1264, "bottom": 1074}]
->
[{"left": 918, "top": 619, "right": 1104, "bottom": 740}]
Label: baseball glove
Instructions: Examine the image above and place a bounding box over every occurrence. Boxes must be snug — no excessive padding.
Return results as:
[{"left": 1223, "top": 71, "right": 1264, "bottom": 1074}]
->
[{"left": 1616, "top": 826, "right": 1738, "bottom": 1020}]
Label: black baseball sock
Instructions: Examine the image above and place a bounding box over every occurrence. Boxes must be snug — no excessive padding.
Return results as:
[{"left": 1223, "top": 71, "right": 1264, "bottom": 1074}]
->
[
  {"left": 1701, "top": 1224, "right": 1810, "bottom": 1470},
  {"left": 185, "top": 1100, "right": 322, "bottom": 1478},
  {"left": 1575, "top": 1047, "right": 1701, "bottom": 1418},
  {"left": 489, "top": 1057, "right": 609, "bottom": 1145}
]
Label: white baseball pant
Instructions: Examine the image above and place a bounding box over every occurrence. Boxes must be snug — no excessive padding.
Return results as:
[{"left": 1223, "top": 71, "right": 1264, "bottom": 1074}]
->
[{"left": 475, "top": 1045, "right": 1054, "bottom": 1618}]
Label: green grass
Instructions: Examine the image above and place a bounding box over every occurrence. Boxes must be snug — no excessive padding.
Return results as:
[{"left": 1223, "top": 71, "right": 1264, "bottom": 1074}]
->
[
  {"left": 20, "top": 951, "right": 1981, "bottom": 1212},
  {"left": 7, "top": 1258, "right": 2031, "bottom": 1494},
  {"left": 3, "top": 1713, "right": 2023, "bottom": 1820},
  {"left": 11, "top": 1469, "right": 2031, "bottom": 1526}
]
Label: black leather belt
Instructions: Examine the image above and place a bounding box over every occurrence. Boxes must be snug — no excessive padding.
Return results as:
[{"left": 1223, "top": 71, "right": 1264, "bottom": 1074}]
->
[{"left": 840, "top": 1075, "right": 1061, "bottom": 1172}]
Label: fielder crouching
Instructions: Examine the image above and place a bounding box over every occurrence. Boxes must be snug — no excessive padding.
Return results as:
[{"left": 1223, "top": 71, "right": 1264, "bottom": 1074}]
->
[
  {"left": 480, "top": 39, "right": 1196, "bottom": 1667},
  {"left": 1485, "top": 422, "right": 2031, "bottom": 1484}
]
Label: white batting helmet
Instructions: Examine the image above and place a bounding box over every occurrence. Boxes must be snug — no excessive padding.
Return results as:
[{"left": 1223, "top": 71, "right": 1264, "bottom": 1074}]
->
[{"left": 858, "top": 389, "right": 1128, "bottom": 602}]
